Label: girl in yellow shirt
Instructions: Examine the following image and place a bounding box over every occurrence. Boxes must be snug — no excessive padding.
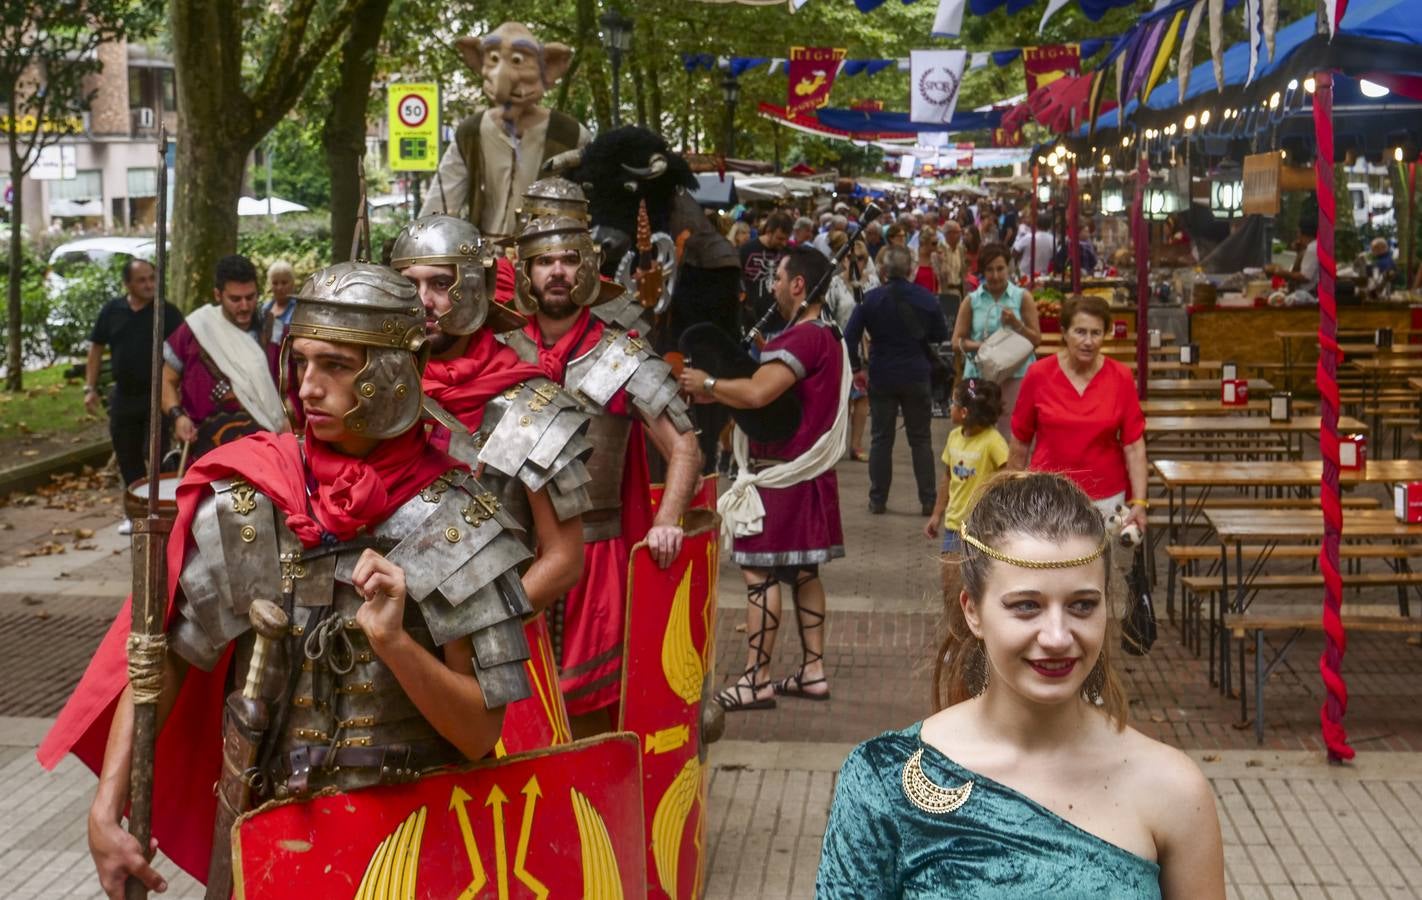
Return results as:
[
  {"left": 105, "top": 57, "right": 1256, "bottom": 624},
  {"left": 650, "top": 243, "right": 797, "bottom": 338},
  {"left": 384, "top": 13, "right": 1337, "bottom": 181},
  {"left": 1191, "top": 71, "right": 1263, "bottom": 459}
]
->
[{"left": 925, "top": 378, "right": 1008, "bottom": 598}]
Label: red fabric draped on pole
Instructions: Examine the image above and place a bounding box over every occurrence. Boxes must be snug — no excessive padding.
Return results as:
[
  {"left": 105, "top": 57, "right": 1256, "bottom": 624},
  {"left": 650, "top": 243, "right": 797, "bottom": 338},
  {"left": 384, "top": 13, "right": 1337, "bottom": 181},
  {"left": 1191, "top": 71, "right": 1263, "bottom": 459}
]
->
[
  {"left": 1312, "top": 69, "right": 1354, "bottom": 763},
  {"left": 1133, "top": 144, "right": 1149, "bottom": 400},
  {"left": 1068, "top": 163, "right": 1082, "bottom": 292}
]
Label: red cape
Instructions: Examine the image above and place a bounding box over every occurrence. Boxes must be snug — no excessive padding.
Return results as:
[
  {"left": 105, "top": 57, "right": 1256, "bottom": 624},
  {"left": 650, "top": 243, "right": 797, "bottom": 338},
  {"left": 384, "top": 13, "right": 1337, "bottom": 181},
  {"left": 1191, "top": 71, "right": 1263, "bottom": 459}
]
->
[
  {"left": 422, "top": 329, "right": 545, "bottom": 432},
  {"left": 37, "top": 430, "right": 456, "bottom": 883}
]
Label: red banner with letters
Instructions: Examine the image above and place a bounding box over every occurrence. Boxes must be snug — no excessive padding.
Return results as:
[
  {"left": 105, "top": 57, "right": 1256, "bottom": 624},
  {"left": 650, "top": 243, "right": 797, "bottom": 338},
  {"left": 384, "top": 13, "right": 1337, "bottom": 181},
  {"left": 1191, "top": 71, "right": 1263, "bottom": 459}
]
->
[
  {"left": 786, "top": 47, "right": 847, "bottom": 121},
  {"left": 1023, "top": 44, "right": 1081, "bottom": 94}
]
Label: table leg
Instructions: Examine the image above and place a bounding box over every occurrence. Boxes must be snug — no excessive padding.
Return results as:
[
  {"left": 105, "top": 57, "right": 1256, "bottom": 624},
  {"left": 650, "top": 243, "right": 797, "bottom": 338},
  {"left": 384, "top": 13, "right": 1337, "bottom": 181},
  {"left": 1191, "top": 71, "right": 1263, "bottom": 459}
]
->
[{"left": 1254, "top": 630, "right": 1265, "bottom": 745}]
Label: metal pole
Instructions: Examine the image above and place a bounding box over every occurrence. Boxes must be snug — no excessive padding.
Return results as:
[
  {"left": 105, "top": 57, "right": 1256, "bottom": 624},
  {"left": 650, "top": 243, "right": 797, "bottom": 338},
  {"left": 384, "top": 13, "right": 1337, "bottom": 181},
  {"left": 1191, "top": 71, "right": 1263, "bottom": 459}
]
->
[
  {"left": 1134, "top": 137, "right": 1149, "bottom": 400},
  {"left": 725, "top": 99, "right": 736, "bottom": 161},
  {"left": 611, "top": 53, "right": 623, "bottom": 128},
  {"left": 265, "top": 139, "right": 273, "bottom": 222}
]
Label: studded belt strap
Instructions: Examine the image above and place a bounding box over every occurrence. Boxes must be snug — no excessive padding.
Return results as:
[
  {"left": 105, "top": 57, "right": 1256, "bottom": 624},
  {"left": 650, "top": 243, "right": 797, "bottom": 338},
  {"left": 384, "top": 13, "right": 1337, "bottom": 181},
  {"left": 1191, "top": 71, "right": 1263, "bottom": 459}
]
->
[{"left": 280, "top": 740, "right": 453, "bottom": 795}]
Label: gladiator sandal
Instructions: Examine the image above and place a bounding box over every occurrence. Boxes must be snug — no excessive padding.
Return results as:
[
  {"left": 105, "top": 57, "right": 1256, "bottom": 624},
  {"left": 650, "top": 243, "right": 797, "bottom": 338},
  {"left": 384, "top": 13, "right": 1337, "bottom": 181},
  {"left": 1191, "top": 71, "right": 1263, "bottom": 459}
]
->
[
  {"left": 773, "top": 572, "right": 831, "bottom": 701},
  {"left": 715, "top": 574, "right": 778, "bottom": 711}
]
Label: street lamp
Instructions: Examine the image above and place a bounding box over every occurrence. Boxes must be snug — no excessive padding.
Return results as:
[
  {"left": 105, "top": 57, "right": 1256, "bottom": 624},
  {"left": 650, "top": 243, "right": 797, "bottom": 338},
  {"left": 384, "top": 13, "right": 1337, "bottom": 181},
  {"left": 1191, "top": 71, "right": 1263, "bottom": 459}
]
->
[
  {"left": 721, "top": 71, "right": 740, "bottom": 160},
  {"left": 599, "top": 8, "right": 633, "bottom": 127}
]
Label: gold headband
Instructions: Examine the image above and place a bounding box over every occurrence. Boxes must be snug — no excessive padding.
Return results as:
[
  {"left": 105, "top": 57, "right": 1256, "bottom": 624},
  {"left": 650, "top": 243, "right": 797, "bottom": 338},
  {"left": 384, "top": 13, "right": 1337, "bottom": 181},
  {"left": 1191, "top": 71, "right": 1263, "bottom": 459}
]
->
[{"left": 958, "top": 524, "right": 1108, "bottom": 570}]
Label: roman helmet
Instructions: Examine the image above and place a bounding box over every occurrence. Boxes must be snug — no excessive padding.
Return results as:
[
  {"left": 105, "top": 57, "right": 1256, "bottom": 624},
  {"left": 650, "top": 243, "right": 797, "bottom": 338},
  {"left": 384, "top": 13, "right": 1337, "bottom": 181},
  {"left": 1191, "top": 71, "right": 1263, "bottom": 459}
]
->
[
  {"left": 516, "top": 177, "right": 590, "bottom": 231},
  {"left": 389, "top": 214, "right": 525, "bottom": 334},
  {"left": 512, "top": 213, "right": 605, "bottom": 316},
  {"left": 285, "top": 262, "right": 428, "bottom": 439}
]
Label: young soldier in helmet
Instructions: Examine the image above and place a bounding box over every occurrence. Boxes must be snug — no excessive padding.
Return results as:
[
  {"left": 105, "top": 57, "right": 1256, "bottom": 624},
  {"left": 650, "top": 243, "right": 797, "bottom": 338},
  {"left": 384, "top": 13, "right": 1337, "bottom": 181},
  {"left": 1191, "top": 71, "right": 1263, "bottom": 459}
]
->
[
  {"left": 42, "top": 262, "right": 537, "bottom": 896},
  {"left": 505, "top": 179, "right": 702, "bottom": 735},
  {"left": 390, "top": 215, "right": 593, "bottom": 750}
]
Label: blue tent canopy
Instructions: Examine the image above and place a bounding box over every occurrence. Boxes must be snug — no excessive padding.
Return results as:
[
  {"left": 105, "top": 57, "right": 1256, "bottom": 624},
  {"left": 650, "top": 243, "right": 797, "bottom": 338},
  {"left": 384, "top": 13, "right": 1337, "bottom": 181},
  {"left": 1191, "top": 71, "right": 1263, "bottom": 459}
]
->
[
  {"left": 816, "top": 107, "right": 1003, "bottom": 135},
  {"left": 1086, "top": 0, "right": 1422, "bottom": 133}
]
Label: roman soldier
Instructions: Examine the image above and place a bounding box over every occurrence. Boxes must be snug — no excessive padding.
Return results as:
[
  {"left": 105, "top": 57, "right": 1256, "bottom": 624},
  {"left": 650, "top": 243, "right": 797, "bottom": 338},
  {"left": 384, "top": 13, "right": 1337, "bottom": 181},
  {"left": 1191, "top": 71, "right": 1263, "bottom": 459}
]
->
[
  {"left": 39, "top": 262, "right": 537, "bottom": 895},
  {"left": 390, "top": 214, "right": 594, "bottom": 753},
  {"left": 504, "top": 182, "right": 702, "bottom": 734}
]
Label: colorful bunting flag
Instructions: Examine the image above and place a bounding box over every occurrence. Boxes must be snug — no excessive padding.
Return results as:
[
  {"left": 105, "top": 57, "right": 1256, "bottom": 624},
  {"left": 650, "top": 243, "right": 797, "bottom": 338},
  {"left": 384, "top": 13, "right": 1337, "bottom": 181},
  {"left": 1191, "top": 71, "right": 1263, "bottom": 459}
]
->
[
  {"left": 933, "top": 0, "right": 967, "bottom": 38},
  {"left": 1244, "top": 0, "right": 1260, "bottom": 85},
  {"left": 1038, "top": 0, "right": 1073, "bottom": 34},
  {"left": 1142, "top": 9, "right": 1185, "bottom": 102},
  {"left": 1177, "top": 0, "right": 1206, "bottom": 101},
  {"left": 1209, "top": 0, "right": 1225, "bottom": 90}
]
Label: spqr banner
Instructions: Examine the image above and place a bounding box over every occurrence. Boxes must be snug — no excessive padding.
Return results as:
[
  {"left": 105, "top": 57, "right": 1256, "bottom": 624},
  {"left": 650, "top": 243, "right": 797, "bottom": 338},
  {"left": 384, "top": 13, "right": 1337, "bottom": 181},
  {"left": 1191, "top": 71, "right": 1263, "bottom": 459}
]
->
[{"left": 909, "top": 50, "right": 967, "bottom": 125}]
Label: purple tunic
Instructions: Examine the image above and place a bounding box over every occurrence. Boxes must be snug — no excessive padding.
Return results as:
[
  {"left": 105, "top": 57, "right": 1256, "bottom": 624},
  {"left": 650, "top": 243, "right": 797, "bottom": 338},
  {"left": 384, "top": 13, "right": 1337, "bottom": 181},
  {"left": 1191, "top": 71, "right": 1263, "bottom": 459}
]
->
[{"left": 734, "top": 318, "right": 846, "bottom": 568}]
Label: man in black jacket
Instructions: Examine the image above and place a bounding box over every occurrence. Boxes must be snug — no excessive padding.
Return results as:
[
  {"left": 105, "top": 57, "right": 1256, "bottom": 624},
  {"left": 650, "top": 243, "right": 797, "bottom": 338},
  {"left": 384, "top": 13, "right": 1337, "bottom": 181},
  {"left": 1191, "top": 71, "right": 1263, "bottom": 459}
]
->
[{"left": 843, "top": 245, "right": 948, "bottom": 515}]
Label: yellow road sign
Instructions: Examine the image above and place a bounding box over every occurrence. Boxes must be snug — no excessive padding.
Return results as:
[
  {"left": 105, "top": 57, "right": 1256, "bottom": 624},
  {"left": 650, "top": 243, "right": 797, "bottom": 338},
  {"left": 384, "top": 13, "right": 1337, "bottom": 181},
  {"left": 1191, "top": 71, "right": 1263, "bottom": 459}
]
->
[{"left": 388, "top": 83, "right": 439, "bottom": 172}]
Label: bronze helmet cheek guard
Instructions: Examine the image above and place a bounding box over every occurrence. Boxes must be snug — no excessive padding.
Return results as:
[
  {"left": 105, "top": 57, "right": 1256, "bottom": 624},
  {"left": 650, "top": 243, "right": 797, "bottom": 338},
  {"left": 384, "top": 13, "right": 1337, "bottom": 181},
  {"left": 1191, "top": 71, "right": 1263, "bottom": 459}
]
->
[
  {"left": 389, "top": 215, "right": 521, "bottom": 336},
  {"left": 512, "top": 214, "right": 603, "bottom": 316},
  {"left": 284, "top": 262, "right": 430, "bottom": 441}
]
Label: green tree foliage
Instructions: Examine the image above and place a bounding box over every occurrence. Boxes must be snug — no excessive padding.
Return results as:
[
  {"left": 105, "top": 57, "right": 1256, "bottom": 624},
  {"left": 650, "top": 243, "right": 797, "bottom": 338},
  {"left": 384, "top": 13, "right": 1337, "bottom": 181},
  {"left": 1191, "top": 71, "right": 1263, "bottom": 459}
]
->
[
  {"left": 265, "top": 118, "right": 331, "bottom": 211},
  {"left": 0, "top": 0, "right": 161, "bottom": 389}
]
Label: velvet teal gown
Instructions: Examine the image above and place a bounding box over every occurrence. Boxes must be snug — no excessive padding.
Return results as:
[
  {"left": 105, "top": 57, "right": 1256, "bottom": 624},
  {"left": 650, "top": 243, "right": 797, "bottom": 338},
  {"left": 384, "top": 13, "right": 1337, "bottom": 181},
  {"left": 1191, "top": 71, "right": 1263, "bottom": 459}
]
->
[{"left": 817, "top": 723, "right": 1162, "bottom": 899}]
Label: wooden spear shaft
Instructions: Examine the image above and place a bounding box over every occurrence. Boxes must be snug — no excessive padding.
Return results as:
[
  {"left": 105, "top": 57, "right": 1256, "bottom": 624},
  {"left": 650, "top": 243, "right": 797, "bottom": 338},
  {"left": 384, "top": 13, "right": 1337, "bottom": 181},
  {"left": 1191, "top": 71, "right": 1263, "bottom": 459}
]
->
[{"left": 125, "top": 124, "right": 174, "bottom": 900}]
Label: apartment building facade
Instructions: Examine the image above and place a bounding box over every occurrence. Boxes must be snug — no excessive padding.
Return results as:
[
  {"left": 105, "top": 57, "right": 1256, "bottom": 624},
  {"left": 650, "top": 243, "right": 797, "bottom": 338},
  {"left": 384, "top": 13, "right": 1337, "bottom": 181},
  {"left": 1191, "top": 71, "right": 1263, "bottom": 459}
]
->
[{"left": 2, "top": 39, "right": 177, "bottom": 234}]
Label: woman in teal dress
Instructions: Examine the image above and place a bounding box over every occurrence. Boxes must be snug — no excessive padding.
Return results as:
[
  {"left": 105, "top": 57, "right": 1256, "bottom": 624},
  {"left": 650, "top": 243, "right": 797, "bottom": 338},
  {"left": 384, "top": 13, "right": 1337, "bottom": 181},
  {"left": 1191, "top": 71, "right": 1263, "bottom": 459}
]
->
[
  {"left": 950, "top": 243, "right": 1042, "bottom": 438},
  {"left": 818, "top": 473, "right": 1224, "bottom": 899}
]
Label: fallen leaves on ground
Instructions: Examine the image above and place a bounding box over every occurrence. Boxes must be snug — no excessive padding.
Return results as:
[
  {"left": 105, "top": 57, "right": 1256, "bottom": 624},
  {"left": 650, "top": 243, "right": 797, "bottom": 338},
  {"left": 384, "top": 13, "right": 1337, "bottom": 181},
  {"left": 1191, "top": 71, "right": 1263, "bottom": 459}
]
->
[{"left": 19, "top": 542, "right": 67, "bottom": 558}]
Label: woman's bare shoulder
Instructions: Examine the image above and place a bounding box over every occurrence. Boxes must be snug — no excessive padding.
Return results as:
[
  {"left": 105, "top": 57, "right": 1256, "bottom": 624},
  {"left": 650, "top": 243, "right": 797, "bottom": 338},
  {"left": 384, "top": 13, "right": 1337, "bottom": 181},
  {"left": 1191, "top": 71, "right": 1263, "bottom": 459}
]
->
[{"left": 1115, "top": 726, "right": 1216, "bottom": 812}]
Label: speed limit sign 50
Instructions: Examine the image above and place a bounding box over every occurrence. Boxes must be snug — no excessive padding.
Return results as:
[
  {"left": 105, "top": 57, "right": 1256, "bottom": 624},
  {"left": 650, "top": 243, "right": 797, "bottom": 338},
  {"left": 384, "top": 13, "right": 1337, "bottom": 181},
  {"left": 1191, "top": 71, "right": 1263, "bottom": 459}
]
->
[{"left": 388, "top": 83, "right": 439, "bottom": 172}]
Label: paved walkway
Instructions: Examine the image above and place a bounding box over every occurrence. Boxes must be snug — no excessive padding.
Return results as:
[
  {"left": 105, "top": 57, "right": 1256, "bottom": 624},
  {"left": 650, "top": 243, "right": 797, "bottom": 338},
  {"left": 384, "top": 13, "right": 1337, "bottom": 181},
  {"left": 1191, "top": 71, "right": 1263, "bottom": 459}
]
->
[{"left": 0, "top": 423, "right": 1419, "bottom": 897}]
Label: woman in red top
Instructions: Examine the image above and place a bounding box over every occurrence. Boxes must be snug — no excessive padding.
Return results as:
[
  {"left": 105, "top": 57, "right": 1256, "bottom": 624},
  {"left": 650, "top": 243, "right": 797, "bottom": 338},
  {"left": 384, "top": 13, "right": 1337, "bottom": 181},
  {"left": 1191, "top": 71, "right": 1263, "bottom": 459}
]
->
[
  {"left": 914, "top": 225, "right": 942, "bottom": 294},
  {"left": 1008, "top": 294, "right": 1148, "bottom": 534}
]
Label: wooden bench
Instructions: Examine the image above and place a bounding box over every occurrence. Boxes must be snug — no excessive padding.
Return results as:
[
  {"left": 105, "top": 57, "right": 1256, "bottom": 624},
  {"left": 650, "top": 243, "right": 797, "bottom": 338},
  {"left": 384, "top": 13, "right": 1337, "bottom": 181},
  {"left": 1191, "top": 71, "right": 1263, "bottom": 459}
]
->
[
  {"left": 1221, "top": 610, "right": 1421, "bottom": 744},
  {"left": 1183, "top": 570, "right": 1422, "bottom": 691}
]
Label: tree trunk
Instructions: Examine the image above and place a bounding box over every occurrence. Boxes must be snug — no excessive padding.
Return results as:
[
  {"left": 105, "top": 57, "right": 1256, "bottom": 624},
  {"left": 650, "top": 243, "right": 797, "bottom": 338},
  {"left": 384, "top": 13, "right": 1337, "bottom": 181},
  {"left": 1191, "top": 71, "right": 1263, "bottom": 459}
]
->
[
  {"left": 172, "top": 134, "right": 248, "bottom": 309},
  {"left": 6, "top": 139, "right": 24, "bottom": 391},
  {"left": 575, "top": 0, "right": 611, "bottom": 130},
  {"left": 325, "top": 0, "right": 392, "bottom": 262}
]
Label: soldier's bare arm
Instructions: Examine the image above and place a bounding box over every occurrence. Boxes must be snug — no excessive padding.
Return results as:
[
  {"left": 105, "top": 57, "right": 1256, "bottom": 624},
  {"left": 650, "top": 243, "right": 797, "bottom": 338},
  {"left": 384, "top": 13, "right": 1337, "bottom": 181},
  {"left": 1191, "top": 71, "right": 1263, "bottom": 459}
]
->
[
  {"left": 352, "top": 549, "right": 506, "bottom": 760},
  {"left": 519, "top": 486, "right": 584, "bottom": 610},
  {"left": 640, "top": 410, "right": 701, "bottom": 568},
  {"left": 87, "top": 654, "right": 188, "bottom": 899}
]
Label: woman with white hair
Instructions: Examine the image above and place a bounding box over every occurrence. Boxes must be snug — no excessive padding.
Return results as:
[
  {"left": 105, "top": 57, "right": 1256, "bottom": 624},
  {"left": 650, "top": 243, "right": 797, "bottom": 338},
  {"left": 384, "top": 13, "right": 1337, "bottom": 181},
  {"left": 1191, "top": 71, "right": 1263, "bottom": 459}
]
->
[{"left": 259, "top": 259, "right": 296, "bottom": 377}]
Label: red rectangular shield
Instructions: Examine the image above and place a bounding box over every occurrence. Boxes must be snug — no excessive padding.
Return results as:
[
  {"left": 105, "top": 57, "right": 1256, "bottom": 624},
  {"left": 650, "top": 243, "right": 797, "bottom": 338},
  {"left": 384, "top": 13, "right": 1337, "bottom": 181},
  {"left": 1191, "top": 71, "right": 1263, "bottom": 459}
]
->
[{"left": 233, "top": 734, "right": 646, "bottom": 898}]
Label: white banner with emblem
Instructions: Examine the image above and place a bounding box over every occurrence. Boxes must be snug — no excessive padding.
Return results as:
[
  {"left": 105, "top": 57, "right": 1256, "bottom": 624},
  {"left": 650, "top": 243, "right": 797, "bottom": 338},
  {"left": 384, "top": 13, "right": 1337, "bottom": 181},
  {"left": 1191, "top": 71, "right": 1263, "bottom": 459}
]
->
[{"left": 909, "top": 50, "right": 967, "bottom": 125}]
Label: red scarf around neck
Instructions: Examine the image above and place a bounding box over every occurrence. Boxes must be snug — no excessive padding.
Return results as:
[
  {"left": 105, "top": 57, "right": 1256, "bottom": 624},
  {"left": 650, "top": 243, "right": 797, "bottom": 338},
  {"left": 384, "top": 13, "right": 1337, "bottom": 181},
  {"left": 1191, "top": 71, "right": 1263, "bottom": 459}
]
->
[
  {"left": 422, "top": 328, "right": 546, "bottom": 431},
  {"left": 37, "top": 426, "right": 457, "bottom": 882},
  {"left": 522, "top": 308, "right": 606, "bottom": 383}
]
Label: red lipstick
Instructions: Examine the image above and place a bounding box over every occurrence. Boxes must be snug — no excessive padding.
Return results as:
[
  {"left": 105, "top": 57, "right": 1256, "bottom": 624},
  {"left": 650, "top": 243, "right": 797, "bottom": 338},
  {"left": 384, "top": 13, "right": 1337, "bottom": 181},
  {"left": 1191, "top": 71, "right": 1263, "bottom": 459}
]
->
[{"left": 1027, "top": 658, "right": 1078, "bottom": 679}]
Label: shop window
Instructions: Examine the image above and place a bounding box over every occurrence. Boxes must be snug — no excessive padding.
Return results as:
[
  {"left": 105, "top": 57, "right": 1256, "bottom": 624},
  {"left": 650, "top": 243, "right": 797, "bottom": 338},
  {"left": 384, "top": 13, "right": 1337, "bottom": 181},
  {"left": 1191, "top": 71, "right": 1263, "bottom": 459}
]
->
[{"left": 127, "top": 167, "right": 157, "bottom": 198}]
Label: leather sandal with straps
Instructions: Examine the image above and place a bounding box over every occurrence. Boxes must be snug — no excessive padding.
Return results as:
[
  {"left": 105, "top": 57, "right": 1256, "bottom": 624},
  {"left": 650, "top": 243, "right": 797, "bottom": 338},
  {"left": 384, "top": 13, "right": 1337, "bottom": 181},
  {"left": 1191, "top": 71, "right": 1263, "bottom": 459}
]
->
[
  {"left": 715, "top": 676, "right": 776, "bottom": 712},
  {"left": 773, "top": 668, "right": 831, "bottom": 701}
]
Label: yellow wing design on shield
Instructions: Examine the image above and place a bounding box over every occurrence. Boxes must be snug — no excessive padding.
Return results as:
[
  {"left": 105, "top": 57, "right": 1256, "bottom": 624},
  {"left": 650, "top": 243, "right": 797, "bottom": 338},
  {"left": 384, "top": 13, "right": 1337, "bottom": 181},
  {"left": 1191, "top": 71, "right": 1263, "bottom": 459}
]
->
[
  {"left": 661, "top": 565, "right": 703, "bottom": 705},
  {"left": 571, "top": 787, "right": 625, "bottom": 899},
  {"left": 651, "top": 757, "right": 702, "bottom": 900},
  {"left": 353, "top": 805, "right": 427, "bottom": 900}
]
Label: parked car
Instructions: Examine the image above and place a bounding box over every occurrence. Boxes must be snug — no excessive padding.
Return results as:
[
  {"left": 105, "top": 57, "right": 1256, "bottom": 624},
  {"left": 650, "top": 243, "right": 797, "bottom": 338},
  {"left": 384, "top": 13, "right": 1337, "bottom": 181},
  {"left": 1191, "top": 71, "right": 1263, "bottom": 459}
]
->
[
  {"left": 1347, "top": 182, "right": 1396, "bottom": 230},
  {"left": 44, "top": 236, "right": 157, "bottom": 298}
]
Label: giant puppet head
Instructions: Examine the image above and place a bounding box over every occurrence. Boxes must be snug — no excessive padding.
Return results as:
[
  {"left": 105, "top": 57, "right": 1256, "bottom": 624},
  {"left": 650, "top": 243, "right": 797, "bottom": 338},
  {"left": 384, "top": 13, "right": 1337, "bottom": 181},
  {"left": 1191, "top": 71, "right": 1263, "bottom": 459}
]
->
[{"left": 455, "top": 22, "right": 572, "bottom": 130}]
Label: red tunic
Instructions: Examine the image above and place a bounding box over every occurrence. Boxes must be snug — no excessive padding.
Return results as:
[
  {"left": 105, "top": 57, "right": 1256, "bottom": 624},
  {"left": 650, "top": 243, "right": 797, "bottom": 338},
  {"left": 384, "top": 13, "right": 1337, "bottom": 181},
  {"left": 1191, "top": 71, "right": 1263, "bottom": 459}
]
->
[
  {"left": 1010, "top": 354, "right": 1145, "bottom": 500},
  {"left": 733, "top": 319, "right": 846, "bottom": 567},
  {"left": 519, "top": 309, "right": 656, "bottom": 716}
]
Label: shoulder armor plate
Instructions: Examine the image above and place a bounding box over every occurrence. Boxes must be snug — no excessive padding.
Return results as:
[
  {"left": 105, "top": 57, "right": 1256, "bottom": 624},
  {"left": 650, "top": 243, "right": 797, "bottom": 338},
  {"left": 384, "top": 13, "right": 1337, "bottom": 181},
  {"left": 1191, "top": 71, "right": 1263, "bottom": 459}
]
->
[
  {"left": 476, "top": 379, "right": 592, "bottom": 493},
  {"left": 591, "top": 292, "right": 654, "bottom": 334},
  {"left": 496, "top": 329, "right": 541, "bottom": 365}
]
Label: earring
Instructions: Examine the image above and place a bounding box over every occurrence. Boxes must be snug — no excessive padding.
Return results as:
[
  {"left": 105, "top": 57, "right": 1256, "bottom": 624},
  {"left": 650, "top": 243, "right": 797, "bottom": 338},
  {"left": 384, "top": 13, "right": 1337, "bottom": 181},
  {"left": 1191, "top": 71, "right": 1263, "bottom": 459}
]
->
[
  {"left": 970, "top": 640, "right": 990, "bottom": 696},
  {"left": 1081, "top": 659, "right": 1106, "bottom": 701}
]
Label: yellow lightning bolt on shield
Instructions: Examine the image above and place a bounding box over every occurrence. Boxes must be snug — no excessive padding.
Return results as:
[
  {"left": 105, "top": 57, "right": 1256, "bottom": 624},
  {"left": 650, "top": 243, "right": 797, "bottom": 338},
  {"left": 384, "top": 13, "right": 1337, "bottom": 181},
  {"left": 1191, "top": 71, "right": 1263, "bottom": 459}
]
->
[
  {"left": 661, "top": 564, "right": 703, "bottom": 706},
  {"left": 514, "top": 776, "right": 550, "bottom": 900},
  {"left": 450, "top": 787, "right": 488, "bottom": 900},
  {"left": 571, "top": 787, "right": 625, "bottom": 899},
  {"left": 487, "top": 785, "right": 511, "bottom": 900}
]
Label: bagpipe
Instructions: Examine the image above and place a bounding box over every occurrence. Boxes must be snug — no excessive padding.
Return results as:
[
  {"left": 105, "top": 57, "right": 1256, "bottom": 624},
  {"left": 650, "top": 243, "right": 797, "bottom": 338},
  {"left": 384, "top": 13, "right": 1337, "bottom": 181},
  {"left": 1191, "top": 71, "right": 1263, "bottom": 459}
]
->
[{"left": 678, "top": 237, "right": 855, "bottom": 444}]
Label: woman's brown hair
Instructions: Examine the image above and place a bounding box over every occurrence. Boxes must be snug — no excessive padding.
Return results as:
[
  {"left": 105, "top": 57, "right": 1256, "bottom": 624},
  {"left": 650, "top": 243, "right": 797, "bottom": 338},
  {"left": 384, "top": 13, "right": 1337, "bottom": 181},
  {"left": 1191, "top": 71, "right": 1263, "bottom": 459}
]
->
[
  {"left": 976, "top": 241, "right": 1010, "bottom": 273},
  {"left": 932, "top": 471, "right": 1130, "bottom": 727},
  {"left": 1061, "top": 293, "right": 1112, "bottom": 333}
]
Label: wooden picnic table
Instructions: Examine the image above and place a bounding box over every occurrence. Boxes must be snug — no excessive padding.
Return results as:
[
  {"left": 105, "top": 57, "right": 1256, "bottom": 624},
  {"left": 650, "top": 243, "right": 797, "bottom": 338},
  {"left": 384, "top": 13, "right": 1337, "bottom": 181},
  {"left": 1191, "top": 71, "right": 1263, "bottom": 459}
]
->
[
  {"left": 1039, "top": 331, "right": 1176, "bottom": 344},
  {"left": 1277, "top": 328, "right": 1414, "bottom": 391},
  {"left": 1347, "top": 358, "right": 1422, "bottom": 437},
  {"left": 1141, "top": 398, "right": 1316, "bottom": 416},
  {"left": 1204, "top": 507, "right": 1422, "bottom": 741},
  {"left": 1038, "top": 345, "right": 1179, "bottom": 359},
  {"left": 1146, "top": 415, "right": 1363, "bottom": 461},
  {"left": 1145, "top": 378, "right": 1273, "bottom": 396}
]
